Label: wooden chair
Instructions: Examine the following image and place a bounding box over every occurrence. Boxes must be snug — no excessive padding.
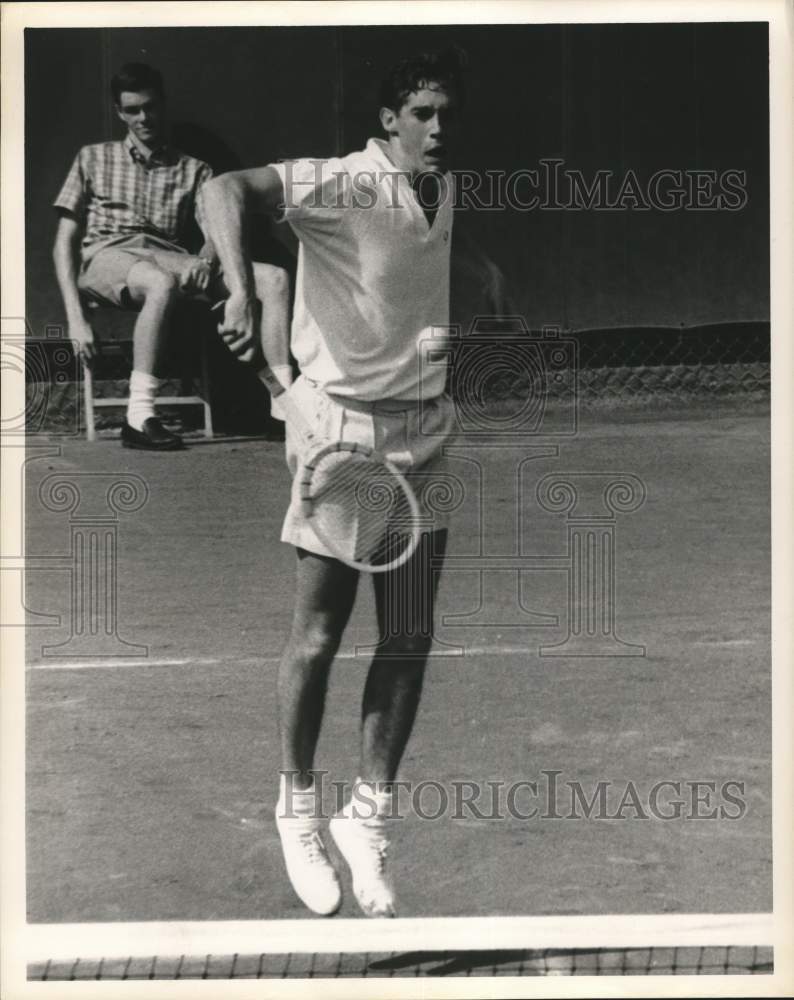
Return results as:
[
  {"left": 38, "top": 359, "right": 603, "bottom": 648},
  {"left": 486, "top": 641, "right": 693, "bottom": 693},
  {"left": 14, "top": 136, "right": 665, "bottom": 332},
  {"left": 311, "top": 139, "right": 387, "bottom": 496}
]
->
[{"left": 80, "top": 298, "right": 214, "bottom": 441}]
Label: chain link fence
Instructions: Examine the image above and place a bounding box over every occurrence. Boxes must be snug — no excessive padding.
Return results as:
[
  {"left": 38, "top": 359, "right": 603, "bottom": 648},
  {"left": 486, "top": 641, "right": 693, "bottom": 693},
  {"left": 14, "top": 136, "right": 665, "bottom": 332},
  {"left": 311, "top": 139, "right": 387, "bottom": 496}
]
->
[
  {"left": 573, "top": 322, "right": 769, "bottom": 402},
  {"left": 22, "top": 318, "right": 770, "bottom": 436},
  {"left": 448, "top": 318, "right": 770, "bottom": 413}
]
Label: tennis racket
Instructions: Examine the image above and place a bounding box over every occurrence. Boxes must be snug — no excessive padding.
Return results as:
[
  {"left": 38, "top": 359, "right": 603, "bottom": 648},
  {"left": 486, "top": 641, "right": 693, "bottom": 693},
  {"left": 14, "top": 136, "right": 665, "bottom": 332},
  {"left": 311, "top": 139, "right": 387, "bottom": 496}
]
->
[
  {"left": 213, "top": 301, "right": 421, "bottom": 571},
  {"left": 261, "top": 363, "right": 422, "bottom": 572}
]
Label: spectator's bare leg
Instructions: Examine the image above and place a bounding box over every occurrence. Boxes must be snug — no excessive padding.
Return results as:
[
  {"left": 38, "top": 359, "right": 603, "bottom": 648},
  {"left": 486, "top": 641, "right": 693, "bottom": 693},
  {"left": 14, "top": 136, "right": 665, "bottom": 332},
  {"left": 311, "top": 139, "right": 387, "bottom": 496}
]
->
[
  {"left": 124, "top": 261, "right": 181, "bottom": 430},
  {"left": 126, "top": 260, "right": 181, "bottom": 374}
]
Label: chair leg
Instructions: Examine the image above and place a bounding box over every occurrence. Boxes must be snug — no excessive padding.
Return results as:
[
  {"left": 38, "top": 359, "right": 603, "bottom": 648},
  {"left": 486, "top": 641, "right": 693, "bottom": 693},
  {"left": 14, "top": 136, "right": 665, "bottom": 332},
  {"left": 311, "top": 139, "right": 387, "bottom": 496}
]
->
[
  {"left": 200, "top": 334, "right": 214, "bottom": 438},
  {"left": 83, "top": 359, "right": 96, "bottom": 442}
]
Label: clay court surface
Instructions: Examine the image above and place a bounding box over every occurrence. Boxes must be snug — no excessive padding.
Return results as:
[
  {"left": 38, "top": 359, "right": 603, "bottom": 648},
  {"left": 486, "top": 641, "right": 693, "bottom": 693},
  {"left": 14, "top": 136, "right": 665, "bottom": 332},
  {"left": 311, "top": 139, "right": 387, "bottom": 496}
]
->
[{"left": 24, "top": 399, "right": 771, "bottom": 922}]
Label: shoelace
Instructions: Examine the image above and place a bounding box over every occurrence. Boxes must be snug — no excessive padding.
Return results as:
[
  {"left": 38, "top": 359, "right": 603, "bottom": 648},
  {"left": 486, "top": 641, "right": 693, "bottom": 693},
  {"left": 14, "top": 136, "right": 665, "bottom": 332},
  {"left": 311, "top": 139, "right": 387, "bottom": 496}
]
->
[
  {"left": 302, "top": 831, "right": 326, "bottom": 863},
  {"left": 289, "top": 822, "right": 326, "bottom": 864},
  {"left": 372, "top": 840, "right": 388, "bottom": 874},
  {"left": 360, "top": 823, "right": 389, "bottom": 874}
]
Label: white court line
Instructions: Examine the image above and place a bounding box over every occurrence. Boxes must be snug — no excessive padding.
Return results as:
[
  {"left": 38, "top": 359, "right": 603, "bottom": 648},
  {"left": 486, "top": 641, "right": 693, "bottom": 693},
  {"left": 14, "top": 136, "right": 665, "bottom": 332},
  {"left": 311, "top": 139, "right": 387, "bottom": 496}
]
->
[
  {"left": 22, "top": 913, "right": 774, "bottom": 963},
  {"left": 28, "top": 647, "right": 534, "bottom": 670},
  {"left": 29, "top": 657, "right": 234, "bottom": 671}
]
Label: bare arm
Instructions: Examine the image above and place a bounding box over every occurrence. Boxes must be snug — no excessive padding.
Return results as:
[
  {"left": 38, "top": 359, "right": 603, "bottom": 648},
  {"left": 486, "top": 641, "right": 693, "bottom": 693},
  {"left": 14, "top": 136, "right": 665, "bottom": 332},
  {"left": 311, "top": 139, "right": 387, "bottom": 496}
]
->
[
  {"left": 52, "top": 213, "right": 97, "bottom": 362},
  {"left": 200, "top": 167, "right": 285, "bottom": 354},
  {"left": 194, "top": 164, "right": 219, "bottom": 264},
  {"left": 198, "top": 236, "right": 217, "bottom": 262},
  {"left": 200, "top": 166, "right": 285, "bottom": 296}
]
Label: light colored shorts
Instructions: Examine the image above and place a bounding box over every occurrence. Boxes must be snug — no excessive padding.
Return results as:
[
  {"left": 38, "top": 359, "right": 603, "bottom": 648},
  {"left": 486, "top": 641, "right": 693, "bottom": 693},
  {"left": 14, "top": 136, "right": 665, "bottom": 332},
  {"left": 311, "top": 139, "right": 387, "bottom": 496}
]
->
[
  {"left": 281, "top": 374, "right": 458, "bottom": 558},
  {"left": 78, "top": 234, "right": 220, "bottom": 308}
]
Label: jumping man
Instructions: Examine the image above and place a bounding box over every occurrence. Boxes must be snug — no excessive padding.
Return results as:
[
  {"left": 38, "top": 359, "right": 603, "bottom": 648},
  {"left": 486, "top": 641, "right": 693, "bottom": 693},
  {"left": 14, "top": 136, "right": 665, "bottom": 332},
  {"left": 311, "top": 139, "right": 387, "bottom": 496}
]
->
[{"left": 201, "top": 47, "right": 465, "bottom": 916}]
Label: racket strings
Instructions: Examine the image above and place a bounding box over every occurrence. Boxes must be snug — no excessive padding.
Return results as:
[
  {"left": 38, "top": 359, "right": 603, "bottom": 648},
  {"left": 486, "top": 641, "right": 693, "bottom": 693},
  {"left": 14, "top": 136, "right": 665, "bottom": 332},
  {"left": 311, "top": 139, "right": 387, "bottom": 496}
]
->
[{"left": 306, "top": 451, "right": 416, "bottom": 567}]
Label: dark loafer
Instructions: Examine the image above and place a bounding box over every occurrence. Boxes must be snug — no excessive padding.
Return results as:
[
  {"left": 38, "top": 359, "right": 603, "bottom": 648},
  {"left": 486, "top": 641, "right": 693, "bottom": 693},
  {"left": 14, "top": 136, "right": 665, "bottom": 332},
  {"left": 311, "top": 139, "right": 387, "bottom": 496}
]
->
[{"left": 121, "top": 418, "right": 184, "bottom": 451}]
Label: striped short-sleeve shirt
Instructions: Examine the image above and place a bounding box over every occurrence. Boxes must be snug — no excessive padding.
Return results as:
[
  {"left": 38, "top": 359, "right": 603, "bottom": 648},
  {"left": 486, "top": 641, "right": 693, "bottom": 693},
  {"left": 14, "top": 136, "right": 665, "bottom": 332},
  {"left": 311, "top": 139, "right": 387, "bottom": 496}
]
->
[{"left": 54, "top": 135, "right": 213, "bottom": 259}]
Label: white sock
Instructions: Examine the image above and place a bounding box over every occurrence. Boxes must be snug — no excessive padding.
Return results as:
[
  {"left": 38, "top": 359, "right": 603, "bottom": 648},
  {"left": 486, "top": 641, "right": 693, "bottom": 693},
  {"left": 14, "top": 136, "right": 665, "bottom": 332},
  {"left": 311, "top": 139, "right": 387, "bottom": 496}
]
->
[
  {"left": 126, "top": 370, "right": 163, "bottom": 431},
  {"left": 343, "top": 778, "right": 393, "bottom": 821},
  {"left": 277, "top": 774, "right": 320, "bottom": 819}
]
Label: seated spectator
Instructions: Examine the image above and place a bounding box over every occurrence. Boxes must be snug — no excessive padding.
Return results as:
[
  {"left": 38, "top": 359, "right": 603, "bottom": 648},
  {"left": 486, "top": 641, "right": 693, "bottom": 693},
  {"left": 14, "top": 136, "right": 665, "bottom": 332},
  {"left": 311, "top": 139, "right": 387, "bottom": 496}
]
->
[{"left": 53, "top": 62, "right": 290, "bottom": 450}]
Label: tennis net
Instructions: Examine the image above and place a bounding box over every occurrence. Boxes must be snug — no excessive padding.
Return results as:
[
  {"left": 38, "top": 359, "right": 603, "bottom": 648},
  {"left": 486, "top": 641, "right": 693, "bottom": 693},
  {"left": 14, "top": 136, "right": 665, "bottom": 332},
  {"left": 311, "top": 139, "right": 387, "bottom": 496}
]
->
[{"left": 24, "top": 913, "right": 773, "bottom": 980}]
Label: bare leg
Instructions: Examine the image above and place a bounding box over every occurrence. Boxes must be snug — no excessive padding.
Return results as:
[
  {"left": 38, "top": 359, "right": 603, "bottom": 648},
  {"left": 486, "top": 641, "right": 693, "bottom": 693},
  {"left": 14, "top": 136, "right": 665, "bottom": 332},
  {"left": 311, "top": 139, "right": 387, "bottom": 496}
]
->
[
  {"left": 126, "top": 254, "right": 290, "bottom": 372},
  {"left": 275, "top": 548, "right": 355, "bottom": 916},
  {"left": 360, "top": 530, "right": 447, "bottom": 786},
  {"left": 278, "top": 549, "right": 359, "bottom": 791},
  {"left": 125, "top": 261, "right": 181, "bottom": 375},
  {"left": 148, "top": 248, "right": 202, "bottom": 272}
]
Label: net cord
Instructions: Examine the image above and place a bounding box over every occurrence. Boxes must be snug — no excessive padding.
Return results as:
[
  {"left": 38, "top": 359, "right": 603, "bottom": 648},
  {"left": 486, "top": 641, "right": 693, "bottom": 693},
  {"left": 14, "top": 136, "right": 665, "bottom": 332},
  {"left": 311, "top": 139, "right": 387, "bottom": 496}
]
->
[{"left": 21, "top": 913, "right": 774, "bottom": 964}]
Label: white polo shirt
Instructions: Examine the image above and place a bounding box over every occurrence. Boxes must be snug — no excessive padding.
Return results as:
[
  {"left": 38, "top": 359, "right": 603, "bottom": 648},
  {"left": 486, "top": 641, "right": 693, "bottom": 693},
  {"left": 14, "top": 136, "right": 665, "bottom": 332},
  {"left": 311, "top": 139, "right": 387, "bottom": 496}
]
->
[{"left": 272, "top": 139, "right": 454, "bottom": 401}]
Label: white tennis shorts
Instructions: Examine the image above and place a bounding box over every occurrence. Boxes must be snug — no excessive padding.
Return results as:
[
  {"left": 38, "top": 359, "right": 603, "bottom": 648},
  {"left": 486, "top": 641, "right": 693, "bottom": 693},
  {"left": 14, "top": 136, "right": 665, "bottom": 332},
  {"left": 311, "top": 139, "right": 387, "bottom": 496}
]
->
[{"left": 281, "top": 375, "right": 458, "bottom": 559}]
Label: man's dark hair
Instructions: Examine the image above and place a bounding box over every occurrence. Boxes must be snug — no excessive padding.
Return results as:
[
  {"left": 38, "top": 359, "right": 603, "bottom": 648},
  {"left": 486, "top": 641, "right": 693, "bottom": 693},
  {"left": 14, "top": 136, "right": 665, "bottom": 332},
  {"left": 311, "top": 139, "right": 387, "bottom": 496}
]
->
[
  {"left": 379, "top": 45, "right": 467, "bottom": 112},
  {"left": 111, "top": 63, "right": 165, "bottom": 104}
]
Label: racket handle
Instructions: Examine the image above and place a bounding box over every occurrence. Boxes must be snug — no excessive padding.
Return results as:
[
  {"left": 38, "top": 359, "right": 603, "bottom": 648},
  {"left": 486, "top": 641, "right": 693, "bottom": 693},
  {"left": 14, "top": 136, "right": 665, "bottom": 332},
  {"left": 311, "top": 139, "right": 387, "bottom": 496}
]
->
[
  {"left": 258, "top": 364, "right": 287, "bottom": 399},
  {"left": 210, "top": 299, "right": 314, "bottom": 440},
  {"left": 256, "top": 364, "right": 315, "bottom": 441}
]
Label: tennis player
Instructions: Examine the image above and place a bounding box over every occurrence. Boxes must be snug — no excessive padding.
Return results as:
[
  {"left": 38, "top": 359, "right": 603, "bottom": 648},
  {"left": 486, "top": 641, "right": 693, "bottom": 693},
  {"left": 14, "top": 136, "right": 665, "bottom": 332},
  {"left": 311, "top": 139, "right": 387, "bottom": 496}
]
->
[{"left": 201, "top": 47, "right": 464, "bottom": 917}]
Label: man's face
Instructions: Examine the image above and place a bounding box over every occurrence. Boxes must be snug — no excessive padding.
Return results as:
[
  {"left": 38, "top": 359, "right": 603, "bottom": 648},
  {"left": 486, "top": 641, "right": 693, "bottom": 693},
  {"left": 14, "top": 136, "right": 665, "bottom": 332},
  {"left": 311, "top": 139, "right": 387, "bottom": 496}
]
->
[
  {"left": 115, "top": 88, "right": 165, "bottom": 148},
  {"left": 380, "top": 82, "right": 459, "bottom": 175}
]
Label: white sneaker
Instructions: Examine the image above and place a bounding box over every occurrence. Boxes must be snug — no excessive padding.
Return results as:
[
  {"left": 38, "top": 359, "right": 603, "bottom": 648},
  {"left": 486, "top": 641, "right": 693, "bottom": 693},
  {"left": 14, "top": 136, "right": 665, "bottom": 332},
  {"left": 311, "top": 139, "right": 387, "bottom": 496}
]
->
[
  {"left": 275, "top": 811, "right": 342, "bottom": 916},
  {"left": 329, "top": 813, "right": 396, "bottom": 918}
]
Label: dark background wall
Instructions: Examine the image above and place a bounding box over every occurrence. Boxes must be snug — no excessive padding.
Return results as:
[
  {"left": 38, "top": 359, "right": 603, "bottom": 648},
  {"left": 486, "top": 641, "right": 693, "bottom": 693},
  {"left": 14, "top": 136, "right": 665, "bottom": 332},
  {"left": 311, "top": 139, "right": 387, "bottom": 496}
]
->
[{"left": 25, "top": 23, "right": 769, "bottom": 338}]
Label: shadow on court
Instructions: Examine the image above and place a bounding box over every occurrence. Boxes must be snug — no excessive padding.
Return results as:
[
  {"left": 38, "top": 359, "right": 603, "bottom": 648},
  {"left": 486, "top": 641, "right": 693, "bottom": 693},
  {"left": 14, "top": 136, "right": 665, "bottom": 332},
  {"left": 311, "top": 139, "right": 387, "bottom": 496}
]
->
[{"left": 24, "top": 400, "right": 771, "bottom": 921}]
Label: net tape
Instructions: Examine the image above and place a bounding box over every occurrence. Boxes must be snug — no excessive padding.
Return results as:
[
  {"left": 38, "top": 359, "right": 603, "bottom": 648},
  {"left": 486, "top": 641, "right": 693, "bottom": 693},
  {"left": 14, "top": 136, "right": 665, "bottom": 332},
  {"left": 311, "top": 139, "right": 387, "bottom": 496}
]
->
[{"left": 24, "top": 914, "right": 774, "bottom": 980}]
